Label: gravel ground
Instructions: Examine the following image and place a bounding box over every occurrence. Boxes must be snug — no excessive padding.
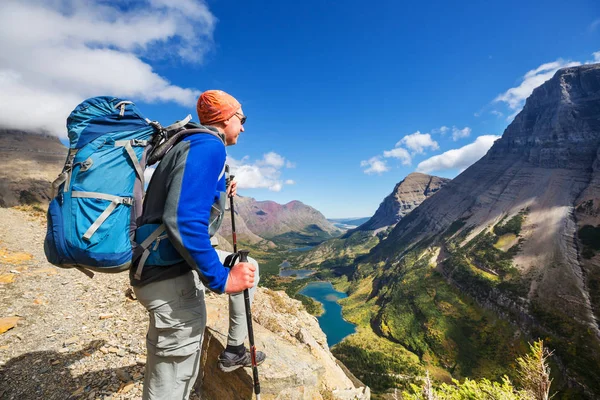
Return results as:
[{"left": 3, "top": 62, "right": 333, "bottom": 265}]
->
[{"left": 0, "top": 207, "right": 203, "bottom": 400}]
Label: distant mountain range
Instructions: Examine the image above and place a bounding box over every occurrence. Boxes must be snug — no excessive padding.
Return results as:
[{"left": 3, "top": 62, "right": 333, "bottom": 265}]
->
[{"left": 219, "top": 196, "right": 342, "bottom": 248}]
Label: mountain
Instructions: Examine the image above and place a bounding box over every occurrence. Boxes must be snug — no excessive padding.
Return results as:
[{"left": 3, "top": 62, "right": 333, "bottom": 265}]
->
[
  {"left": 0, "top": 129, "right": 66, "bottom": 207},
  {"left": 219, "top": 196, "right": 342, "bottom": 247},
  {"left": 338, "top": 63, "right": 600, "bottom": 397},
  {"left": 355, "top": 172, "right": 450, "bottom": 232},
  {"left": 296, "top": 173, "right": 449, "bottom": 269}
]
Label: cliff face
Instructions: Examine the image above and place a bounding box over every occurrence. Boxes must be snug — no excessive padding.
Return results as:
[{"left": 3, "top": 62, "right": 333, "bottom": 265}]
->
[
  {"left": 0, "top": 129, "right": 66, "bottom": 207},
  {"left": 357, "top": 172, "right": 450, "bottom": 232},
  {"left": 362, "top": 63, "right": 600, "bottom": 396},
  {"left": 201, "top": 288, "right": 370, "bottom": 399}
]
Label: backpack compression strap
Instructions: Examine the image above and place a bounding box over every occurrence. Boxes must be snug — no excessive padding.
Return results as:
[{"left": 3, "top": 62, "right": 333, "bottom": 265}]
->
[
  {"left": 72, "top": 191, "right": 134, "bottom": 241},
  {"left": 134, "top": 223, "right": 167, "bottom": 280},
  {"left": 115, "top": 139, "right": 148, "bottom": 188}
]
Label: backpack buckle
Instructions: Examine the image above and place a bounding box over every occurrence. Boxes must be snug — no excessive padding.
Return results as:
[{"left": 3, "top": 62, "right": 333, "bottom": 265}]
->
[
  {"left": 121, "top": 197, "right": 134, "bottom": 206},
  {"left": 131, "top": 139, "right": 148, "bottom": 147}
]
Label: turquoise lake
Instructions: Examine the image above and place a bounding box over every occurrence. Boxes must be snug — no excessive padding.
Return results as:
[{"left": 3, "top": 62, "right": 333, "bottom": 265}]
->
[{"left": 300, "top": 281, "right": 356, "bottom": 347}]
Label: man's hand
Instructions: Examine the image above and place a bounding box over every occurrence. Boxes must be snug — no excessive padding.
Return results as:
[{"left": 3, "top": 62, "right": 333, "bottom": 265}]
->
[
  {"left": 225, "top": 261, "right": 255, "bottom": 293},
  {"left": 226, "top": 179, "right": 237, "bottom": 198}
]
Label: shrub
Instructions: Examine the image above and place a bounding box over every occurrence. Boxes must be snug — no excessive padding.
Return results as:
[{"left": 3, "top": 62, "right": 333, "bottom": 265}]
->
[{"left": 403, "top": 340, "right": 552, "bottom": 400}]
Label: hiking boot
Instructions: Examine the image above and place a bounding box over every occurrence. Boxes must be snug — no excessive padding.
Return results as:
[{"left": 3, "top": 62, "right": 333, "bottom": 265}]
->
[{"left": 218, "top": 349, "right": 266, "bottom": 372}]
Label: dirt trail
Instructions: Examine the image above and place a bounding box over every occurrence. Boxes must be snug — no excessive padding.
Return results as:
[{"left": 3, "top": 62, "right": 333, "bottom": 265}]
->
[{"left": 0, "top": 207, "right": 200, "bottom": 400}]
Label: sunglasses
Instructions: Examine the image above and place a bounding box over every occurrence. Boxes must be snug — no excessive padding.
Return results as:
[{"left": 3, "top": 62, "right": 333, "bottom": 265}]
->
[{"left": 234, "top": 112, "right": 246, "bottom": 125}]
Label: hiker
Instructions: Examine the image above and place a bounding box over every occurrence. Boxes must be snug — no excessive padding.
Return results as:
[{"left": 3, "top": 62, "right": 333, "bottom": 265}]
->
[{"left": 131, "top": 90, "right": 266, "bottom": 400}]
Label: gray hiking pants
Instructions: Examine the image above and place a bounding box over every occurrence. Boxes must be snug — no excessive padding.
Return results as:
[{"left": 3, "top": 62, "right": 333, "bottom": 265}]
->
[{"left": 133, "top": 250, "right": 259, "bottom": 400}]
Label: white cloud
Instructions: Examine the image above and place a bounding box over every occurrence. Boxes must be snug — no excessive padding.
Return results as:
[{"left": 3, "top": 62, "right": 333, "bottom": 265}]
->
[
  {"left": 228, "top": 152, "right": 294, "bottom": 192},
  {"left": 261, "top": 152, "right": 286, "bottom": 168},
  {"left": 361, "top": 157, "right": 389, "bottom": 174},
  {"left": 395, "top": 131, "right": 439, "bottom": 154},
  {"left": 452, "top": 126, "right": 472, "bottom": 141},
  {"left": 417, "top": 135, "right": 501, "bottom": 174},
  {"left": 494, "top": 59, "right": 581, "bottom": 112},
  {"left": 490, "top": 110, "right": 503, "bottom": 117},
  {"left": 594, "top": 52, "right": 600, "bottom": 62},
  {"left": 432, "top": 126, "right": 449, "bottom": 134},
  {"left": 0, "top": 0, "right": 215, "bottom": 137},
  {"left": 383, "top": 148, "right": 412, "bottom": 164},
  {"left": 589, "top": 19, "right": 600, "bottom": 33}
]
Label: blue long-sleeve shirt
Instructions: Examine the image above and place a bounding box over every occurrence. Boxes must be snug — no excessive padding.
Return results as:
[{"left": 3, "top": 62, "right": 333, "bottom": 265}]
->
[{"left": 130, "top": 126, "right": 230, "bottom": 293}]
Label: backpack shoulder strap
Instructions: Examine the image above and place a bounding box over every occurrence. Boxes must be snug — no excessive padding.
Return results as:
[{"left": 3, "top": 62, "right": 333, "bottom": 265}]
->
[{"left": 147, "top": 125, "right": 225, "bottom": 166}]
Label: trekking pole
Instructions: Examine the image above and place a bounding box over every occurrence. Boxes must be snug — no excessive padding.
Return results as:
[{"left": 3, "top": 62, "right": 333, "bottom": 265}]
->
[{"left": 227, "top": 170, "right": 261, "bottom": 399}]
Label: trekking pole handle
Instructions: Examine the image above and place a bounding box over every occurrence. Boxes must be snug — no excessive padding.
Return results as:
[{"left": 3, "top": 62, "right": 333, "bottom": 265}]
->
[{"left": 238, "top": 250, "right": 249, "bottom": 263}]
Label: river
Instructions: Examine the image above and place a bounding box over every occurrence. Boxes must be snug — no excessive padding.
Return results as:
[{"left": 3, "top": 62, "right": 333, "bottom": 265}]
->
[{"left": 299, "top": 281, "right": 356, "bottom": 347}]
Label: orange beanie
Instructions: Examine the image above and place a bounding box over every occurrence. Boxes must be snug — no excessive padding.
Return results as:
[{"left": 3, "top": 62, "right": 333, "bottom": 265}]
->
[{"left": 196, "top": 90, "right": 241, "bottom": 125}]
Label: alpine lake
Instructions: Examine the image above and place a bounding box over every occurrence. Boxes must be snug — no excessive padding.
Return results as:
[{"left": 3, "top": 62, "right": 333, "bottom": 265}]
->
[
  {"left": 299, "top": 281, "right": 356, "bottom": 348},
  {"left": 276, "top": 248, "right": 356, "bottom": 347}
]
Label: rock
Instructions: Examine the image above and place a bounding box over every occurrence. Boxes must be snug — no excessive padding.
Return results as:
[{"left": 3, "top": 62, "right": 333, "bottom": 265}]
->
[
  {"left": 136, "top": 357, "right": 146, "bottom": 365},
  {"left": 116, "top": 369, "right": 132, "bottom": 382},
  {"left": 63, "top": 336, "right": 79, "bottom": 346},
  {"left": 116, "top": 349, "right": 126, "bottom": 357},
  {"left": 0, "top": 274, "right": 16, "bottom": 284},
  {"left": 108, "top": 347, "right": 119, "bottom": 354},
  {"left": 99, "top": 313, "right": 114, "bottom": 320},
  {"left": 120, "top": 382, "right": 135, "bottom": 394},
  {"left": 124, "top": 287, "right": 136, "bottom": 300},
  {"left": 198, "top": 287, "right": 369, "bottom": 400},
  {"left": 0, "top": 316, "right": 20, "bottom": 334}
]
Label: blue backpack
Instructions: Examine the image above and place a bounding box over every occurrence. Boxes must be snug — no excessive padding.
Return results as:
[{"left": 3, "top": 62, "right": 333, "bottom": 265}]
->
[{"left": 44, "top": 96, "right": 191, "bottom": 276}]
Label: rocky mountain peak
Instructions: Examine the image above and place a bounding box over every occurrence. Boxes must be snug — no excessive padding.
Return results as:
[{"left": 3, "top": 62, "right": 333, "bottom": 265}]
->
[
  {"left": 488, "top": 63, "right": 600, "bottom": 169},
  {"left": 356, "top": 172, "right": 450, "bottom": 232}
]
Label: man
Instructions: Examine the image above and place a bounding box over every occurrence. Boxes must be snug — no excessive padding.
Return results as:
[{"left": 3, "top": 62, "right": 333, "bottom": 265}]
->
[{"left": 131, "top": 90, "right": 265, "bottom": 400}]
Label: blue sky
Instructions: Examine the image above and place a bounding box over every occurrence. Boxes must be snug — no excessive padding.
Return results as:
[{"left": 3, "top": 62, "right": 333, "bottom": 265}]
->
[{"left": 0, "top": 0, "right": 599, "bottom": 217}]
